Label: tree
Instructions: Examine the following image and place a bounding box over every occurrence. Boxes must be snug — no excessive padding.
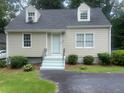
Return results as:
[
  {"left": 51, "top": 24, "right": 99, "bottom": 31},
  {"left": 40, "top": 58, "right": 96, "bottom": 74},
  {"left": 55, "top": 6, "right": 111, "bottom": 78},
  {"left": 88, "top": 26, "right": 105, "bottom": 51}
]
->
[
  {"left": 102, "top": 0, "right": 115, "bottom": 20},
  {"left": 68, "top": 0, "right": 101, "bottom": 8},
  {"left": 0, "top": 0, "right": 17, "bottom": 32},
  {"left": 112, "top": 13, "right": 124, "bottom": 49},
  {"left": 8, "top": 0, "right": 30, "bottom": 10},
  {"left": 30, "top": 0, "right": 63, "bottom": 9}
]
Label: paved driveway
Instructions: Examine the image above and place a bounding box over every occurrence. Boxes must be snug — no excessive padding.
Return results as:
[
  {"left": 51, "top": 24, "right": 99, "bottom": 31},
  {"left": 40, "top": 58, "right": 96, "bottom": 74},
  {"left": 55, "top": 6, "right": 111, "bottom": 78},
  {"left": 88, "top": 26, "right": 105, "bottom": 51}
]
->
[{"left": 41, "top": 70, "right": 124, "bottom": 93}]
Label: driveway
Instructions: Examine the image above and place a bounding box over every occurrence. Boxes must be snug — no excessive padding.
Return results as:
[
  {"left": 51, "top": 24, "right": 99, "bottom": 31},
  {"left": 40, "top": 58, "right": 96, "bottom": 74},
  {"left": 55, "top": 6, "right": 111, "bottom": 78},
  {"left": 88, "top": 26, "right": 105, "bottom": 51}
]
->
[{"left": 41, "top": 70, "right": 124, "bottom": 93}]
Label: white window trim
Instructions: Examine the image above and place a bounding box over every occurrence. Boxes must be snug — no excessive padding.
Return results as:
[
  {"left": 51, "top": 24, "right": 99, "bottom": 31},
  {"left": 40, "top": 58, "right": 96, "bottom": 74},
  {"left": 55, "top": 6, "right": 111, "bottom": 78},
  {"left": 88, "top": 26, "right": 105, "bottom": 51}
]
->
[
  {"left": 75, "top": 32, "right": 95, "bottom": 48},
  {"left": 22, "top": 33, "right": 32, "bottom": 48},
  {"left": 78, "top": 9, "right": 90, "bottom": 22}
]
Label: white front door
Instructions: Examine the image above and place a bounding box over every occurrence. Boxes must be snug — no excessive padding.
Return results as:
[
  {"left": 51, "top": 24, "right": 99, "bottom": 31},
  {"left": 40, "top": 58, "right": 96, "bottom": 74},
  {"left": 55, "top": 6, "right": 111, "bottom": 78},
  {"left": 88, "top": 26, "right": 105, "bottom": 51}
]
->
[{"left": 52, "top": 33, "right": 61, "bottom": 54}]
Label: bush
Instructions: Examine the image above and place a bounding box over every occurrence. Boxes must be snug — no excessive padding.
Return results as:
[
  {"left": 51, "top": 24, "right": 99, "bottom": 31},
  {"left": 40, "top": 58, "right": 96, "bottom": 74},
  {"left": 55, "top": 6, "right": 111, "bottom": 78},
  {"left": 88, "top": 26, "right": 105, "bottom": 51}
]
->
[
  {"left": 0, "top": 60, "right": 6, "bottom": 68},
  {"left": 23, "top": 64, "right": 33, "bottom": 72},
  {"left": 80, "top": 66, "right": 87, "bottom": 70},
  {"left": 68, "top": 54, "right": 78, "bottom": 65},
  {"left": 98, "top": 53, "right": 111, "bottom": 65},
  {"left": 112, "top": 50, "right": 124, "bottom": 66},
  {"left": 10, "top": 56, "right": 28, "bottom": 69},
  {"left": 83, "top": 55, "right": 94, "bottom": 65}
]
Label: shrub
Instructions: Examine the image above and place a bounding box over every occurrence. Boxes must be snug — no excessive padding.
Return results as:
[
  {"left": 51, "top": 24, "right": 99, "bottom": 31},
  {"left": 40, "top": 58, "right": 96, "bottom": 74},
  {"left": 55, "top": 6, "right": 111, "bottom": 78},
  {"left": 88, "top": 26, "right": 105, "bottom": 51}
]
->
[
  {"left": 23, "top": 64, "right": 33, "bottom": 72},
  {"left": 98, "top": 53, "right": 111, "bottom": 65},
  {"left": 0, "top": 60, "right": 6, "bottom": 68},
  {"left": 68, "top": 54, "right": 78, "bottom": 65},
  {"left": 80, "top": 66, "right": 87, "bottom": 70},
  {"left": 83, "top": 55, "right": 94, "bottom": 65},
  {"left": 10, "top": 56, "right": 28, "bottom": 69},
  {"left": 112, "top": 50, "right": 124, "bottom": 66}
]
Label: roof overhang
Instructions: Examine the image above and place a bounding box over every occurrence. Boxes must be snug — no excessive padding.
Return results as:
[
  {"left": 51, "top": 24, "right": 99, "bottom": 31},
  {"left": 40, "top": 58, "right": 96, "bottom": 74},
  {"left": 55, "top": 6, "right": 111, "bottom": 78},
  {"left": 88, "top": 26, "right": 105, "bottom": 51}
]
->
[
  {"left": 5, "top": 29, "right": 66, "bottom": 33},
  {"left": 67, "top": 25, "right": 112, "bottom": 29}
]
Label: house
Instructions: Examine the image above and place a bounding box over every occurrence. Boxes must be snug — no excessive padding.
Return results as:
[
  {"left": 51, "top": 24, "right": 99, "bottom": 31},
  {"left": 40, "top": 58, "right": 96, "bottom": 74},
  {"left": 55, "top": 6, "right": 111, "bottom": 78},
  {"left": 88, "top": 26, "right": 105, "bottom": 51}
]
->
[{"left": 5, "top": 3, "right": 111, "bottom": 70}]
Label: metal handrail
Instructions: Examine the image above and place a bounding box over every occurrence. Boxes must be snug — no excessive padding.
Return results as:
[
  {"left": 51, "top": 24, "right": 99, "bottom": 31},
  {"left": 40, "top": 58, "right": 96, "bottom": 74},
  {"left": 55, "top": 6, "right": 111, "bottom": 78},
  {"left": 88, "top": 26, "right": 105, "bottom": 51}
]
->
[
  {"left": 42, "top": 48, "right": 47, "bottom": 61},
  {"left": 62, "top": 48, "right": 65, "bottom": 61}
]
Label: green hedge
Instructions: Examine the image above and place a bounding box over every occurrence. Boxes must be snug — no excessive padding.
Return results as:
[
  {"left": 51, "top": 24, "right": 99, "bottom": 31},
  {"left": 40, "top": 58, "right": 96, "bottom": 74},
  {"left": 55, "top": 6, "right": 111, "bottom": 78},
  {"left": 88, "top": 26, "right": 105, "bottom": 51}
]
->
[
  {"left": 83, "top": 55, "right": 94, "bottom": 65},
  {"left": 0, "top": 60, "right": 6, "bottom": 68},
  {"left": 98, "top": 53, "right": 111, "bottom": 65},
  {"left": 112, "top": 50, "right": 124, "bottom": 66},
  {"left": 67, "top": 54, "right": 78, "bottom": 65},
  {"left": 10, "top": 56, "right": 28, "bottom": 69}
]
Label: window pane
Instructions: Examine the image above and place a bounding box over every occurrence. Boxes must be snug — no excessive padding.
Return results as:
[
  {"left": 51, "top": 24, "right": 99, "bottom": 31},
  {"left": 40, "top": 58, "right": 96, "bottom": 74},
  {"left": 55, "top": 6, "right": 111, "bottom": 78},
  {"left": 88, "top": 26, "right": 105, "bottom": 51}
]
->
[
  {"left": 77, "top": 41, "right": 84, "bottom": 47},
  {"left": 24, "top": 34, "right": 31, "bottom": 47},
  {"left": 80, "top": 10, "right": 88, "bottom": 19},
  {"left": 85, "top": 34, "right": 93, "bottom": 47},
  {"left": 77, "top": 34, "right": 84, "bottom": 41},
  {"left": 28, "top": 12, "right": 35, "bottom": 16},
  {"left": 76, "top": 34, "right": 84, "bottom": 47}
]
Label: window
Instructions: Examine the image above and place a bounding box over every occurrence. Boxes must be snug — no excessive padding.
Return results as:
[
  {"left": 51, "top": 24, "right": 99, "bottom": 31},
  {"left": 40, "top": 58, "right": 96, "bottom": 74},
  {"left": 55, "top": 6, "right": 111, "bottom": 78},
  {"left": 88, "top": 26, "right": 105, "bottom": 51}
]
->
[
  {"left": 80, "top": 10, "right": 88, "bottom": 20},
  {"left": 76, "top": 34, "right": 84, "bottom": 47},
  {"left": 28, "top": 12, "right": 35, "bottom": 17},
  {"left": 23, "top": 34, "right": 31, "bottom": 48},
  {"left": 76, "top": 33, "right": 93, "bottom": 48},
  {"left": 85, "top": 34, "right": 93, "bottom": 47},
  {"left": 28, "top": 12, "right": 35, "bottom": 23}
]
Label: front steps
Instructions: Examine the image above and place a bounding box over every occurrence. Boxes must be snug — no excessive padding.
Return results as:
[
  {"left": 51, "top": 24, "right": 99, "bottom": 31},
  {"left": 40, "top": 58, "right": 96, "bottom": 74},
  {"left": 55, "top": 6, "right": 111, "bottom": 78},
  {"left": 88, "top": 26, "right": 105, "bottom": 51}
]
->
[{"left": 40, "top": 56, "right": 65, "bottom": 70}]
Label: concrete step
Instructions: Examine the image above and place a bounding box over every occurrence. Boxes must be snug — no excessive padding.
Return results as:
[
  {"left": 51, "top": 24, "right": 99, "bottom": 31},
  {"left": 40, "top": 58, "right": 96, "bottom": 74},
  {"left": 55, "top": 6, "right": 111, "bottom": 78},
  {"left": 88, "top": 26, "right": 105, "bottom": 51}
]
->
[
  {"left": 42, "top": 64, "right": 64, "bottom": 67},
  {"left": 41, "top": 55, "right": 65, "bottom": 70},
  {"left": 41, "top": 66, "right": 64, "bottom": 70},
  {"left": 42, "top": 60, "right": 64, "bottom": 63}
]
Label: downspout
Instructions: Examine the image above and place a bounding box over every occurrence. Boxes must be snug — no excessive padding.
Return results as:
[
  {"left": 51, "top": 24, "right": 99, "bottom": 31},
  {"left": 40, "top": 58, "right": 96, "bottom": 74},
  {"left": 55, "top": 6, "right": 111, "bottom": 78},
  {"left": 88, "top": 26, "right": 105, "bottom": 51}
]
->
[{"left": 109, "top": 25, "right": 112, "bottom": 54}]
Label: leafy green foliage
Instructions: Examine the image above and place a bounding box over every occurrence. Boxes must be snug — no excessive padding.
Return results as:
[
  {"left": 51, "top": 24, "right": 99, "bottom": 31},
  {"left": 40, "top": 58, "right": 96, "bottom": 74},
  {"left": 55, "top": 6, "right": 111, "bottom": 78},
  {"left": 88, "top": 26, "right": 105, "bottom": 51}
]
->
[
  {"left": 10, "top": 56, "right": 28, "bottom": 68},
  {"left": 68, "top": 54, "right": 78, "bottom": 65},
  {"left": 112, "top": 14, "right": 124, "bottom": 49},
  {"left": 0, "top": 0, "right": 16, "bottom": 32},
  {"left": 24, "top": 64, "right": 33, "bottom": 72},
  {"left": 102, "top": 0, "right": 114, "bottom": 20},
  {"left": 69, "top": 0, "right": 101, "bottom": 8},
  {"left": 83, "top": 55, "right": 94, "bottom": 65},
  {"left": 30, "top": 0, "right": 63, "bottom": 9},
  {"left": 98, "top": 53, "right": 111, "bottom": 65},
  {"left": 112, "top": 50, "right": 124, "bottom": 66},
  {"left": 0, "top": 60, "right": 6, "bottom": 68}
]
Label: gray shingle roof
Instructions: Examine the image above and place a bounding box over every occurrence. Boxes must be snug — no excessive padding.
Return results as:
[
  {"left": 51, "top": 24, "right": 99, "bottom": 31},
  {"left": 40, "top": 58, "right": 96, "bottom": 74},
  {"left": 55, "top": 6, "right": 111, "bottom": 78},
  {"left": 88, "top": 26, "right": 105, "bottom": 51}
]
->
[{"left": 6, "top": 8, "right": 111, "bottom": 30}]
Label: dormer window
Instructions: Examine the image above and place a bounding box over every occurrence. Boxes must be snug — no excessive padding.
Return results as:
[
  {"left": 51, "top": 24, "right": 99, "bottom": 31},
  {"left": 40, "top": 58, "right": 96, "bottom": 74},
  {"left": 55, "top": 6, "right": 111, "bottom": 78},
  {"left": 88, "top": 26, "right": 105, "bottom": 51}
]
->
[
  {"left": 25, "top": 5, "right": 41, "bottom": 23},
  {"left": 80, "top": 10, "right": 88, "bottom": 20},
  {"left": 78, "top": 3, "right": 90, "bottom": 22},
  {"left": 28, "top": 12, "right": 35, "bottom": 23}
]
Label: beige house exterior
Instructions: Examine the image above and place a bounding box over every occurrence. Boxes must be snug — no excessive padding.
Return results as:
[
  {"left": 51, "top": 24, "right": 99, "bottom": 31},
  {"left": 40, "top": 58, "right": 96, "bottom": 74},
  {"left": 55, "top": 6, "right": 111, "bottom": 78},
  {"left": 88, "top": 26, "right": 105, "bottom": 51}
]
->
[
  {"left": 6, "top": 26, "right": 111, "bottom": 58},
  {"left": 5, "top": 3, "right": 111, "bottom": 68}
]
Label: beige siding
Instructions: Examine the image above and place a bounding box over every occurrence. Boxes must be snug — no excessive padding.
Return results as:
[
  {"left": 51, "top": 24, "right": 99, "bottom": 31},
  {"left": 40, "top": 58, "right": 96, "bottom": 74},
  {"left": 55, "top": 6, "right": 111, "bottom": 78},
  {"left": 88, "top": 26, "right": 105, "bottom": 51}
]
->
[
  {"left": 63, "top": 28, "right": 110, "bottom": 57},
  {"left": 8, "top": 32, "right": 46, "bottom": 57},
  {"left": 7, "top": 28, "right": 110, "bottom": 57}
]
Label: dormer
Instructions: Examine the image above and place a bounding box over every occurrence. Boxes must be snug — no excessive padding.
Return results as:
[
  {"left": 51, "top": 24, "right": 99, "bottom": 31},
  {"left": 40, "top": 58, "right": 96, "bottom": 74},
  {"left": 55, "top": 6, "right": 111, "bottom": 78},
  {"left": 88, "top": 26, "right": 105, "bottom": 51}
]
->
[
  {"left": 77, "top": 3, "right": 90, "bottom": 22},
  {"left": 25, "top": 5, "right": 41, "bottom": 23}
]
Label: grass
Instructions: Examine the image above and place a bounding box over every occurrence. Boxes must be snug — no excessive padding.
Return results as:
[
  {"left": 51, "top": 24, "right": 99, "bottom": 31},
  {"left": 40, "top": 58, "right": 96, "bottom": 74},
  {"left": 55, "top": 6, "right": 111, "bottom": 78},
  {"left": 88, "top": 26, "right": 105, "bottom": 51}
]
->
[
  {"left": 66, "top": 64, "right": 124, "bottom": 73},
  {"left": 0, "top": 69, "right": 56, "bottom": 93}
]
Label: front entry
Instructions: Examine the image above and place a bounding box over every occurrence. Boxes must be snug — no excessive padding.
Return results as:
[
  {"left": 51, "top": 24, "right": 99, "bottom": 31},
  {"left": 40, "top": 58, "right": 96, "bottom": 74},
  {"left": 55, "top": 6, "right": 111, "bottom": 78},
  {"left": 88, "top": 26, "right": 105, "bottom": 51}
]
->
[{"left": 52, "top": 33, "right": 61, "bottom": 54}]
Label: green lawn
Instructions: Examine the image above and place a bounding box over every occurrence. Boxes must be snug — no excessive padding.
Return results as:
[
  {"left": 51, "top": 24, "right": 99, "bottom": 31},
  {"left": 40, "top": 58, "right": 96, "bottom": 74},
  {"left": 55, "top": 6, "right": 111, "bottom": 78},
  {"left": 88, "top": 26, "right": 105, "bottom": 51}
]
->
[
  {"left": 0, "top": 69, "right": 56, "bottom": 93},
  {"left": 66, "top": 65, "right": 124, "bottom": 73}
]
